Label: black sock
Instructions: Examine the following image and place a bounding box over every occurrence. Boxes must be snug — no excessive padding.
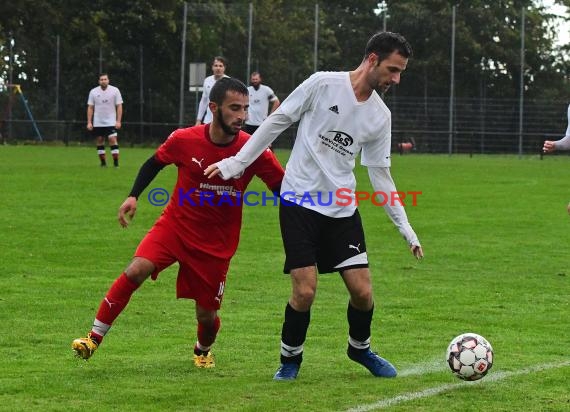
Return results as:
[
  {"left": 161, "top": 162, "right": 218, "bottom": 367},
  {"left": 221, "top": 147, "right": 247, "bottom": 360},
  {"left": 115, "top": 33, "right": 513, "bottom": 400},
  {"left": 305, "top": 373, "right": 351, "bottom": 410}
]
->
[
  {"left": 347, "top": 302, "right": 374, "bottom": 352},
  {"left": 97, "top": 145, "right": 106, "bottom": 165},
  {"left": 280, "top": 302, "right": 310, "bottom": 364},
  {"left": 111, "top": 145, "right": 119, "bottom": 166}
]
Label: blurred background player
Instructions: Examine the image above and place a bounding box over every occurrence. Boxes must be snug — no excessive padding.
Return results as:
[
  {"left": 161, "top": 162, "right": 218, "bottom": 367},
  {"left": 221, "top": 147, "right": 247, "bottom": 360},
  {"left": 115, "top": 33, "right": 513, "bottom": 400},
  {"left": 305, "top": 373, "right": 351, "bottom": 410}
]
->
[
  {"left": 87, "top": 73, "right": 123, "bottom": 167},
  {"left": 72, "top": 78, "right": 284, "bottom": 367},
  {"left": 542, "top": 101, "right": 570, "bottom": 214},
  {"left": 543, "top": 102, "right": 570, "bottom": 153},
  {"left": 243, "top": 71, "right": 280, "bottom": 135},
  {"left": 195, "top": 56, "right": 229, "bottom": 125}
]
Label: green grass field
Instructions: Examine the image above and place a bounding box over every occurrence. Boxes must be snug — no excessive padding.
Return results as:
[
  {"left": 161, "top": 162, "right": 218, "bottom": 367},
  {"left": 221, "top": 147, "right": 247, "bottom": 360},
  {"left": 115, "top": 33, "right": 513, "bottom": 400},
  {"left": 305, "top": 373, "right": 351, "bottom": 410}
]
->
[{"left": 0, "top": 145, "right": 568, "bottom": 411}]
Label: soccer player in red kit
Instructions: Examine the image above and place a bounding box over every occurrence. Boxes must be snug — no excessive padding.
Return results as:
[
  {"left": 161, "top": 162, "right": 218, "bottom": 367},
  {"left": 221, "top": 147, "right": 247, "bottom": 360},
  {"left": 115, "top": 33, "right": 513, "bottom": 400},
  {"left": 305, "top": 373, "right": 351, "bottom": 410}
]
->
[{"left": 72, "top": 78, "right": 284, "bottom": 367}]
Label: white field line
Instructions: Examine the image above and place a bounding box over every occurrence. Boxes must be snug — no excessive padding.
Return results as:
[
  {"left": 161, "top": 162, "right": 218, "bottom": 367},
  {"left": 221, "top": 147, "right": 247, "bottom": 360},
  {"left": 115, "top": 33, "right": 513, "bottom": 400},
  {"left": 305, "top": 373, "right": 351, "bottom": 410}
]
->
[
  {"left": 346, "top": 360, "right": 570, "bottom": 412},
  {"left": 395, "top": 359, "right": 447, "bottom": 377}
]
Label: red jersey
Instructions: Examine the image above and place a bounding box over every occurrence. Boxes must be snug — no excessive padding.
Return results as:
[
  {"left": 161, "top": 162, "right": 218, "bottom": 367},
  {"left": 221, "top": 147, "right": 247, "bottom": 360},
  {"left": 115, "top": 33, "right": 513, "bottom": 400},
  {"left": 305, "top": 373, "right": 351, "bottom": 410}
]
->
[{"left": 154, "top": 124, "right": 284, "bottom": 259}]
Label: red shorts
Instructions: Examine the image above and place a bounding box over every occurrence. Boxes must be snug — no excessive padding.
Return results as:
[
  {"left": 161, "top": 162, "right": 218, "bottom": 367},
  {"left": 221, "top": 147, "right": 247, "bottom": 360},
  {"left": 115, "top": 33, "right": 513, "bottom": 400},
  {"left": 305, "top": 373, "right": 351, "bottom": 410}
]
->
[{"left": 134, "top": 220, "right": 230, "bottom": 310}]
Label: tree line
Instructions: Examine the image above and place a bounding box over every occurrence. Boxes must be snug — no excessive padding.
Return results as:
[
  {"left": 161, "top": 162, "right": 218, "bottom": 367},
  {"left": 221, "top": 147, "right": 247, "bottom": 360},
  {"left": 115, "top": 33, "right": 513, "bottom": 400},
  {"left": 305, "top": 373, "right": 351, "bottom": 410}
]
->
[{"left": 0, "top": 0, "right": 568, "bottom": 141}]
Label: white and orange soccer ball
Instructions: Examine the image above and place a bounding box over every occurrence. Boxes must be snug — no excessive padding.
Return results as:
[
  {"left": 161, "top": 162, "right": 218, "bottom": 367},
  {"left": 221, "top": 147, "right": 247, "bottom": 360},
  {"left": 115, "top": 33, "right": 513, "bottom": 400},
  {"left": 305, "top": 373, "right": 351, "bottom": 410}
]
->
[{"left": 446, "top": 333, "right": 494, "bottom": 381}]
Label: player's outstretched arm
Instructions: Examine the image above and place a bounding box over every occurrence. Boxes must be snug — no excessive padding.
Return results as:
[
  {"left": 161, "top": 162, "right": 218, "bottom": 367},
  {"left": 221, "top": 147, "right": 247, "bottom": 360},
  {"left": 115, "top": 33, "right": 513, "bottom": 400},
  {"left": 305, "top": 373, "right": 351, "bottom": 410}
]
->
[
  {"left": 118, "top": 197, "right": 137, "bottom": 227},
  {"left": 543, "top": 140, "right": 557, "bottom": 153},
  {"left": 411, "top": 245, "right": 424, "bottom": 259},
  {"left": 544, "top": 134, "right": 570, "bottom": 153},
  {"left": 118, "top": 155, "right": 166, "bottom": 227},
  {"left": 367, "top": 166, "right": 423, "bottom": 260},
  {"left": 204, "top": 164, "right": 221, "bottom": 178},
  {"left": 205, "top": 110, "right": 293, "bottom": 180}
]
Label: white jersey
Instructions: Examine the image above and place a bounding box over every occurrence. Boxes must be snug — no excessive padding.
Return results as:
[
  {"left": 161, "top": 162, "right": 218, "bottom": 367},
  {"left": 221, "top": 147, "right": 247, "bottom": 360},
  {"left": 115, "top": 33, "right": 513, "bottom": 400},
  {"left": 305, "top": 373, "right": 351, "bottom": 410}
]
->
[
  {"left": 215, "top": 71, "right": 420, "bottom": 247},
  {"left": 278, "top": 72, "right": 391, "bottom": 217},
  {"left": 197, "top": 75, "right": 230, "bottom": 124},
  {"left": 565, "top": 105, "right": 570, "bottom": 139},
  {"left": 552, "top": 104, "right": 570, "bottom": 150},
  {"left": 87, "top": 85, "right": 123, "bottom": 127},
  {"left": 246, "top": 84, "right": 278, "bottom": 126}
]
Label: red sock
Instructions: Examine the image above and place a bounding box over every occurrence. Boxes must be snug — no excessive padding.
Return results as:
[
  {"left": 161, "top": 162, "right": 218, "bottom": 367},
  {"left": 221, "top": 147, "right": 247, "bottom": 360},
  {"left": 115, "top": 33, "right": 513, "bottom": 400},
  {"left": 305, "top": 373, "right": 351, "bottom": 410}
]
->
[
  {"left": 93, "top": 273, "right": 140, "bottom": 334},
  {"left": 197, "top": 316, "right": 221, "bottom": 348}
]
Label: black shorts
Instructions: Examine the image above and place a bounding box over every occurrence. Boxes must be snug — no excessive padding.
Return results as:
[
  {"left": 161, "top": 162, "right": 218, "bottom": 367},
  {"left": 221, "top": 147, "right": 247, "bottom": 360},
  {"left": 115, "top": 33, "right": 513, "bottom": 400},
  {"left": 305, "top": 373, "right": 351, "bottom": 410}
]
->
[
  {"left": 92, "top": 126, "right": 118, "bottom": 139},
  {"left": 279, "top": 199, "right": 368, "bottom": 274}
]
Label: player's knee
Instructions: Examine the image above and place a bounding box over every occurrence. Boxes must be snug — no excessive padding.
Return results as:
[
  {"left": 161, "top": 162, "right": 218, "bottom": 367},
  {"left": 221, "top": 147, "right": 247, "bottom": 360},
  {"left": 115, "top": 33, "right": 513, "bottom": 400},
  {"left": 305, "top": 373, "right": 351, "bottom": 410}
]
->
[
  {"left": 350, "top": 288, "right": 373, "bottom": 309},
  {"left": 124, "top": 258, "right": 154, "bottom": 285},
  {"left": 292, "top": 286, "right": 316, "bottom": 309},
  {"left": 196, "top": 310, "right": 217, "bottom": 325}
]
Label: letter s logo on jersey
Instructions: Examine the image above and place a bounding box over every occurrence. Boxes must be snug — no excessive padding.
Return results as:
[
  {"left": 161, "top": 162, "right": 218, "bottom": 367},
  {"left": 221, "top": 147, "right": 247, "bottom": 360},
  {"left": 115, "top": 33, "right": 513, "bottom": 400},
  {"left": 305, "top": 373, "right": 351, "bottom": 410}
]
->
[{"left": 330, "top": 131, "right": 354, "bottom": 147}]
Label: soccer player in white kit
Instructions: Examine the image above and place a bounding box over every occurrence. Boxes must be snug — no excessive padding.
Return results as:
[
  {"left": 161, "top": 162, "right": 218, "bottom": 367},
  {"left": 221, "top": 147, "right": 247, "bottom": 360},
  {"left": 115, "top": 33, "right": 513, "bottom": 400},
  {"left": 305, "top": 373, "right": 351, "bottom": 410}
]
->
[
  {"left": 87, "top": 73, "right": 123, "bottom": 167},
  {"left": 195, "top": 56, "right": 229, "bottom": 125},
  {"left": 205, "top": 32, "right": 424, "bottom": 380},
  {"left": 243, "top": 72, "right": 280, "bottom": 136}
]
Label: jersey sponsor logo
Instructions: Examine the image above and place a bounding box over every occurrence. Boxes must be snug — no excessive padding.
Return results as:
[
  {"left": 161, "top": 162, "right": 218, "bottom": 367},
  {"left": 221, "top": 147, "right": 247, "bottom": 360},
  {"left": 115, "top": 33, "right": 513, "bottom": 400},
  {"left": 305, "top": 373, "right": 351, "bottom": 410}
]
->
[
  {"left": 319, "top": 131, "right": 355, "bottom": 156},
  {"left": 326, "top": 130, "right": 354, "bottom": 147},
  {"left": 330, "top": 131, "right": 353, "bottom": 147},
  {"left": 198, "top": 182, "right": 238, "bottom": 196},
  {"left": 328, "top": 105, "right": 339, "bottom": 114}
]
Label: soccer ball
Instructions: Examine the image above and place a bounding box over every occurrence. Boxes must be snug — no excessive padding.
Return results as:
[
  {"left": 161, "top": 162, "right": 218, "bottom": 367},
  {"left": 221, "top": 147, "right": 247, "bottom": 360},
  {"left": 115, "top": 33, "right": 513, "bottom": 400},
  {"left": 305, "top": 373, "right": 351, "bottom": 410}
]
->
[{"left": 446, "top": 333, "right": 493, "bottom": 381}]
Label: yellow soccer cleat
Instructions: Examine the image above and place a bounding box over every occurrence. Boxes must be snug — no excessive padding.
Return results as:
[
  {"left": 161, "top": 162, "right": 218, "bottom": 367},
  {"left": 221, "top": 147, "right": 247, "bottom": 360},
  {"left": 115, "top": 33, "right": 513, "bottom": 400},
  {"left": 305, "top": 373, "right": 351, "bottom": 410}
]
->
[
  {"left": 72, "top": 333, "right": 99, "bottom": 360},
  {"left": 193, "top": 351, "right": 215, "bottom": 368}
]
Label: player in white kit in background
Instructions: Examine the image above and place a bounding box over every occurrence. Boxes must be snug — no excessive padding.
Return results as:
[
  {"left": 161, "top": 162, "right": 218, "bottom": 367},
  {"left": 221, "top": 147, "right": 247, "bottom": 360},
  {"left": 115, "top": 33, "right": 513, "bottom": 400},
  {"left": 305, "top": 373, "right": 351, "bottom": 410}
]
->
[
  {"left": 243, "top": 71, "right": 280, "bottom": 136},
  {"left": 87, "top": 73, "right": 123, "bottom": 167},
  {"left": 542, "top": 102, "right": 570, "bottom": 214},
  {"left": 195, "top": 56, "right": 229, "bottom": 125}
]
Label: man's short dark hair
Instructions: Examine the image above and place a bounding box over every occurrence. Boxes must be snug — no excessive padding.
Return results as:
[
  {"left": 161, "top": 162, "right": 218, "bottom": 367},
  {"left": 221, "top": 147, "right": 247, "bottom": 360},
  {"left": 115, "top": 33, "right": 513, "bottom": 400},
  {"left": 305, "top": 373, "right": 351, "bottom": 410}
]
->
[
  {"left": 213, "top": 56, "right": 226, "bottom": 66},
  {"left": 210, "top": 77, "right": 248, "bottom": 105},
  {"left": 364, "top": 32, "right": 413, "bottom": 63}
]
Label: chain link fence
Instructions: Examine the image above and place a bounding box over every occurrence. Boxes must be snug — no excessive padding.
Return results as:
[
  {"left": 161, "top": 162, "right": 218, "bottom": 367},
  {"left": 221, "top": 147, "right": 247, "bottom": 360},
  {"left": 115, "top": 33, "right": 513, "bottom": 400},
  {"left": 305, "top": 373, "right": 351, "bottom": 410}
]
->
[
  {"left": 1, "top": 2, "right": 568, "bottom": 153},
  {"left": 4, "top": 97, "right": 566, "bottom": 154}
]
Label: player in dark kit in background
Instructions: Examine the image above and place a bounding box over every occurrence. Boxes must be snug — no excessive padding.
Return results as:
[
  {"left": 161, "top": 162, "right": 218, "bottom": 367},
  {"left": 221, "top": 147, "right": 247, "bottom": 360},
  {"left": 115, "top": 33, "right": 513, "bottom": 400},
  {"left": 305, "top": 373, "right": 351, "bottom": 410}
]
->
[{"left": 72, "top": 78, "right": 284, "bottom": 367}]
